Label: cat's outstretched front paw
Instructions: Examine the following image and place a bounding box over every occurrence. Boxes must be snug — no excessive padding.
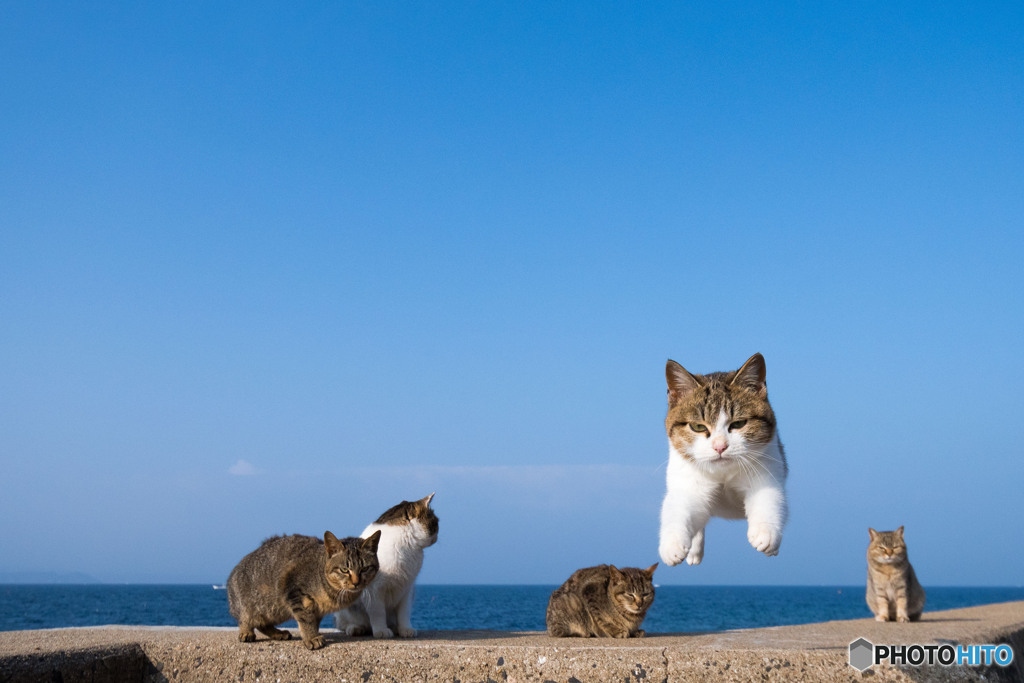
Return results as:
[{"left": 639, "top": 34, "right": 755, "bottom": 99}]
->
[
  {"left": 304, "top": 635, "right": 325, "bottom": 650},
  {"left": 659, "top": 530, "right": 704, "bottom": 566},
  {"left": 373, "top": 627, "right": 395, "bottom": 639},
  {"left": 397, "top": 627, "right": 417, "bottom": 638},
  {"left": 747, "top": 523, "right": 782, "bottom": 556}
]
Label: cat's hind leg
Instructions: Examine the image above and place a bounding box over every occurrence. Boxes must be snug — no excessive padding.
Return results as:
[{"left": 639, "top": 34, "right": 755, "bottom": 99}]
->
[
  {"left": 395, "top": 586, "right": 417, "bottom": 638},
  {"left": 235, "top": 612, "right": 257, "bottom": 642},
  {"left": 547, "top": 623, "right": 572, "bottom": 637},
  {"left": 257, "top": 624, "right": 292, "bottom": 641},
  {"left": 365, "top": 595, "right": 394, "bottom": 638},
  {"left": 685, "top": 529, "right": 705, "bottom": 565}
]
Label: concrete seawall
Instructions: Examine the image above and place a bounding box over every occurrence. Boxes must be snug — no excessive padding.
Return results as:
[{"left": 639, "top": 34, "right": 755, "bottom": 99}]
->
[{"left": 1, "top": 601, "right": 1021, "bottom": 682}]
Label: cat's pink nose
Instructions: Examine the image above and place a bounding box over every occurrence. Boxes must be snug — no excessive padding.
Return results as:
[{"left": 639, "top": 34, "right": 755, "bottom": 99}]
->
[{"left": 712, "top": 440, "right": 728, "bottom": 455}]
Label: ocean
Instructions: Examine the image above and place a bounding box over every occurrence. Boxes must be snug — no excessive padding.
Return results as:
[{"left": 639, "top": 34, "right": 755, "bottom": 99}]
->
[{"left": 2, "top": 585, "right": 1022, "bottom": 633}]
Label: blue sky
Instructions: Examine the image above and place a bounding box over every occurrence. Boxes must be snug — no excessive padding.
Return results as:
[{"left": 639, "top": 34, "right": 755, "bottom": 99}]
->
[{"left": 1, "top": 3, "right": 1022, "bottom": 586}]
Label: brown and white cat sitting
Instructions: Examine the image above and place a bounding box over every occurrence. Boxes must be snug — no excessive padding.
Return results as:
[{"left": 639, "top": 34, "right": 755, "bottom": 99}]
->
[{"left": 334, "top": 494, "right": 439, "bottom": 639}]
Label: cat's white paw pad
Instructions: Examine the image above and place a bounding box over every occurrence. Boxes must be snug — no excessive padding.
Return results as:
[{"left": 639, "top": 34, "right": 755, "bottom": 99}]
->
[
  {"left": 372, "top": 628, "right": 394, "bottom": 639},
  {"left": 747, "top": 524, "right": 782, "bottom": 556},
  {"left": 397, "top": 627, "right": 417, "bottom": 638},
  {"left": 659, "top": 540, "right": 690, "bottom": 567}
]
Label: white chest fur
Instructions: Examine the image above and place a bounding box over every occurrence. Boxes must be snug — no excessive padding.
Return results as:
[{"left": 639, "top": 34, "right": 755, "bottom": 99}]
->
[{"left": 659, "top": 416, "right": 788, "bottom": 567}]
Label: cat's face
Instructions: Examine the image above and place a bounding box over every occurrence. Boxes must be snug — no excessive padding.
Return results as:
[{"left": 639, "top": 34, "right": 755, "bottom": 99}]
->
[
  {"left": 609, "top": 564, "right": 657, "bottom": 615},
  {"left": 665, "top": 353, "right": 777, "bottom": 473},
  {"left": 375, "top": 493, "right": 439, "bottom": 547},
  {"left": 323, "top": 530, "right": 381, "bottom": 593},
  {"left": 868, "top": 527, "right": 907, "bottom": 565}
]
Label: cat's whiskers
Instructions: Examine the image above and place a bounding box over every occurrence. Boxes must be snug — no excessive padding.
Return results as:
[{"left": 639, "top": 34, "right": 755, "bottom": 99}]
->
[
  {"left": 735, "top": 450, "right": 783, "bottom": 486},
  {"left": 732, "top": 452, "right": 761, "bottom": 485}
]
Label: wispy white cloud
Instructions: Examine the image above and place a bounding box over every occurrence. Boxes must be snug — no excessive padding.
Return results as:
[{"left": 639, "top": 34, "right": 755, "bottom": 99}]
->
[{"left": 228, "top": 459, "right": 258, "bottom": 476}]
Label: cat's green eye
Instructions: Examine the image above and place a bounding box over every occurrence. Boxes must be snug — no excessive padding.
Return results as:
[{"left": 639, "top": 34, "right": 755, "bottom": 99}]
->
[
  {"left": 689, "top": 423, "right": 708, "bottom": 434},
  {"left": 729, "top": 419, "right": 747, "bottom": 431}
]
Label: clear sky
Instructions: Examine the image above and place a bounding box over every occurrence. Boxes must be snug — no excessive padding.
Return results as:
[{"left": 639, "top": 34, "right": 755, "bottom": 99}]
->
[{"left": 1, "top": 3, "right": 1022, "bottom": 586}]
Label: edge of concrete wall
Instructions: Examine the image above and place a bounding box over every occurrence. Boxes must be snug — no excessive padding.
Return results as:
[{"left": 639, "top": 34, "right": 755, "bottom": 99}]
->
[{"left": 1, "top": 601, "right": 1021, "bottom": 683}]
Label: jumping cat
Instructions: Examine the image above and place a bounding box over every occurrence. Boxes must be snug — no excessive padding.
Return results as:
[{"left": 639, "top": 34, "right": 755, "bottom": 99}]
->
[
  {"left": 546, "top": 563, "right": 657, "bottom": 638},
  {"left": 334, "top": 493, "right": 438, "bottom": 638},
  {"left": 227, "top": 530, "right": 381, "bottom": 650},
  {"left": 659, "top": 353, "right": 788, "bottom": 567},
  {"left": 866, "top": 526, "right": 926, "bottom": 622}
]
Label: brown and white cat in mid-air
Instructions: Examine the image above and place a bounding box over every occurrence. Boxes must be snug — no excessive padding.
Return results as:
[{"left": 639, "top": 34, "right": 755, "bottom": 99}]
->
[
  {"left": 658, "top": 353, "right": 788, "bottom": 567},
  {"left": 866, "top": 526, "right": 926, "bottom": 622}
]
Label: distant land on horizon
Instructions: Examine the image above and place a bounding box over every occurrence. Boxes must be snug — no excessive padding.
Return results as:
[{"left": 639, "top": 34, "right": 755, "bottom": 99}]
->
[{"left": 0, "top": 571, "right": 100, "bottom": 585}]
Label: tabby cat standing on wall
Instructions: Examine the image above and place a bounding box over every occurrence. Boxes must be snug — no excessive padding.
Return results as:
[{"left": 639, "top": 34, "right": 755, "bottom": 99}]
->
[
  {"left": 227, "top": 530, "right": 382, "bottom": 650},
  {"left": 866, "top": 526, "right": 925, "bottom": 622},
  {"left": 659, "top": 353, "right": 789, "bottom": 567}
]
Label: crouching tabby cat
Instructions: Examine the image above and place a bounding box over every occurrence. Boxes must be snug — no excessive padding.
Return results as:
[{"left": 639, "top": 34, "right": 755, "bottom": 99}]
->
[
  {"left": 659, "top": 353, "right": 788, "bottom": 567},
  {"left": 334, "top": 493, "right": 439, "bottom": 638},
  {"left": 866, "top": 526, "right": 926, "bottom": 622},
  {"left": 227, "top": 530, "right": 381, "bottom": 650},
  {"left": 546, "top": 564, "right": 657, "bottom": 638}
]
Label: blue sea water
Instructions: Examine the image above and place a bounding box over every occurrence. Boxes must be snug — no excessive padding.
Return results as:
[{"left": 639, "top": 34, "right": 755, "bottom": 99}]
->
[{"left": 1, "top": 584, "right": 1022, "bottom": 633}]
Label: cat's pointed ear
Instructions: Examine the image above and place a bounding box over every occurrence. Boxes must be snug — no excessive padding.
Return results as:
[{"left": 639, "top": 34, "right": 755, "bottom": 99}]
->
[
  {"left": 731, "top": 353, "right": 767, "bottom": 391},
  {"left": 608, "top": 565, "right": 624, "bottom": 580},
  {"left": 868, "top": 528, "right": 879, "bottom": 541},
  {"left": 420, "top": 492, "right": 435, "bottom": 507},
  {"left": 324, "top": 531, "right": 343, "bottom": 557},
  {"left": 362, "top": 529, "right": 382, "bottom": 553},
  {"left": 667, "top": 360, "right": 702, "bottom": 405},
  {"left": 896, "top": 526, "right": 904, "bottom": 538},
  {"left": 644, "top": 563, "right": 658, "bottom": 578}
]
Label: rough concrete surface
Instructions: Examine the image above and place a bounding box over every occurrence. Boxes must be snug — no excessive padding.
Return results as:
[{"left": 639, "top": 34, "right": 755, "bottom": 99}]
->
[{"left": 1, "top": 601, "right": 1021, "bottom": 682}]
